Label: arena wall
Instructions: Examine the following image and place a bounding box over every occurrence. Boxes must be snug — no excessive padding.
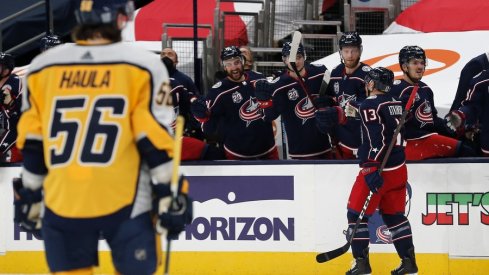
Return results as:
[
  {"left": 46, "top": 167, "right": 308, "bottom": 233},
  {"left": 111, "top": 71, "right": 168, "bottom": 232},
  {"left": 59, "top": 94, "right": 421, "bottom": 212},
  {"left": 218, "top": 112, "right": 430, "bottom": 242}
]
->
[{"left": 1, "top": 160, "right": 488, "bottom": 274}]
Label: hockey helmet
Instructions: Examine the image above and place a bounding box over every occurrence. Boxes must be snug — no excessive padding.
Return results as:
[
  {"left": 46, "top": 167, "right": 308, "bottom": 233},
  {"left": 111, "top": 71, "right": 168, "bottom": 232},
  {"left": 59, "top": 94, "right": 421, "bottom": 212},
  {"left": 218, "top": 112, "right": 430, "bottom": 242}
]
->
[
  {"left": 339, "top": 32, "right": 362, "bottom": 49},
  {"left": 399, "top": 46, "right": 426, "bottom": 66},
  {"left": 40, "top": 34, "right": 62, "bottom": 52},
  {"left": 220, "top": 46, "right": 242, "bottom": 62},
  {"left": 0, "top": 52, "right": 15, "bottom": 72},
  {"left": 75, "top": 0, "right": 134, "bottom": 25},
  {"left": 281, "top": 41, "right": 305, "bottom": 58},
  {"left": 364, "top": 67, "right": 394, "bottom": 93}
]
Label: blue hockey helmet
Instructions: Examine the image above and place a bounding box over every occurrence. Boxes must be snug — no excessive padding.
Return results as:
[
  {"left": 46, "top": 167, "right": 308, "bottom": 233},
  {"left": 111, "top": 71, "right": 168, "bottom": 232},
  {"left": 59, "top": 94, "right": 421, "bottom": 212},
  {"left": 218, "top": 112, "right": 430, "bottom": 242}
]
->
[
  {"left": 75, "top": 0, "right": 134, "bottom": 25},
  {"left": 364, "top": 67, "right": 394, "bottom": 93},
  {"left": 40, "top": 34, "right": 62, "bottom": 52},
  {"left": 0, "top": 52, "right": 15, "bottom": 72},
  {"left": 399, "top": 45, "right": 426, "bottom": 66},
  {"left": 339, "top": 32, "right": 362, "bottom": 49},
  {"left": 220, "top": 46, "right": 242, "bottom": 61},
  {"left": 281, "top": 41, "right": 305, "bottom": 57}
]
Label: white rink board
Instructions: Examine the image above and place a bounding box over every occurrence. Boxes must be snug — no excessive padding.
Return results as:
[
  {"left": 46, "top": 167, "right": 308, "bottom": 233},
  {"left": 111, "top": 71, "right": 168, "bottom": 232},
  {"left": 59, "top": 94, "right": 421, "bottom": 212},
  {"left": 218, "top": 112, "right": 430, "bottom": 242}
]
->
[{"left": 0, "top": 162, "right": 488, "bottom": 258}]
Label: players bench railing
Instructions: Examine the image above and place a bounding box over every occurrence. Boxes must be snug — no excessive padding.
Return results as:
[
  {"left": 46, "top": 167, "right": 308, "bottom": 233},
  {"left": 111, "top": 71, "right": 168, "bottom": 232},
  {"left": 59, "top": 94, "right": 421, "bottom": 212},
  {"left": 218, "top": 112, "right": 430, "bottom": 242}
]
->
[
  {"left": 161, "top": 23, "right": 214, "bottom": 95},
  {"left": 215, "top": 0, "right": 275, "bottom": 49}
]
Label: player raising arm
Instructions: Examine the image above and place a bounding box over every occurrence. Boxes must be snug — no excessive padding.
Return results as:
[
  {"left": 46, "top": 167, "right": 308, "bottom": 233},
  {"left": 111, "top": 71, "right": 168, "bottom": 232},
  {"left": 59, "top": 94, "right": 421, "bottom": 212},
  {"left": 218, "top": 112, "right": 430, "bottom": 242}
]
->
[{"left": 13, "top": 1, "right": 192, "bottom": 274}]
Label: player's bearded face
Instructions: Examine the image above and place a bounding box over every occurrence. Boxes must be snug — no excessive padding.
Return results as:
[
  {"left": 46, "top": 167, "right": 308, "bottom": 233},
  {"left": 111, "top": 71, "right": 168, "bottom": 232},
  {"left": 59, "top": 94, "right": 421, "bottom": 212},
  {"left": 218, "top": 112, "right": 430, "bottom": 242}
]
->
[
  {"left": 223, "top": 57, "right": 245, "bottom": 81},
  {"left": 340, "top": 46, "right": 361, "bottom": 69},
  {"left": 405, "top": 58, "right": 426, "bottom": 81}
]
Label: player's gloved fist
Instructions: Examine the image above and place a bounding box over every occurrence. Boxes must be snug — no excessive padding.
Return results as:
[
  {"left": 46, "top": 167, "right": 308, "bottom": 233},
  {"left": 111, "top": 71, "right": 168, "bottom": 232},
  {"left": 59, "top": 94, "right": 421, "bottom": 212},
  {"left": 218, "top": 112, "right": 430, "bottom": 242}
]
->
[
  {"left": 190, "top": 97, "right": 210, "bottom": 123},
  {"left": 361, "top": 162, "right": 383, "bottom": 193},
  {"left": 254, "top": 79, "right": 273, "bottom": 108},
  {"left": 12, "top": 177, "right": 43, "bottom": 237},
  {"left": 444, "top": 110, "right": 465, "bottom": 136},
  {"left": 313, "top": 95, "right": 335, "bottom": 109},
  {"left": 153, "top": 175, "right": 193, "bottom": 239},
  {"left": 315, "top": 106, "right": 346, "bottom": 133}
]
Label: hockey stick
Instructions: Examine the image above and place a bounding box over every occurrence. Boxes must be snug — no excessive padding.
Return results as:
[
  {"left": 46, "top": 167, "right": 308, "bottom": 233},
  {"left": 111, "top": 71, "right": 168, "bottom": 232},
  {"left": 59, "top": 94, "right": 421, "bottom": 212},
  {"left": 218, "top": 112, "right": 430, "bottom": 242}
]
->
[
  {"left": 164, "top": 115, "right": 185, "bottom": 275},
  {"left": 316, "top": 84, "right": 419, "bottom": 263},
  {"left": 289, "top": 31, "right": 317, "bottom": 109},
  {"left": 318, "top": 68, "right": 331, "bottom": 97}
]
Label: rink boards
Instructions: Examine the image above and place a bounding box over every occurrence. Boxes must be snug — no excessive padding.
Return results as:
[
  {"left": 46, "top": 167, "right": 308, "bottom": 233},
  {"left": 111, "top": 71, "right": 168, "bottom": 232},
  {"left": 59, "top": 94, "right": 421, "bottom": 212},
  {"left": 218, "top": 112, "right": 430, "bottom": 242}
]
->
[{"left": 1, "top": 160, "right": 488, "bottom": 274}]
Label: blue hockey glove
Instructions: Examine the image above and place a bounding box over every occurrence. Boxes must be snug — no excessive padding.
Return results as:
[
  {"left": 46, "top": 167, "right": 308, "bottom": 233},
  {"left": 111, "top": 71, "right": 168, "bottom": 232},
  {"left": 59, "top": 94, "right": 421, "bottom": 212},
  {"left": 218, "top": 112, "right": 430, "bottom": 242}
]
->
[
  {"left": 153, "top": 175, "right": 193, "bottom": 239},
  {"left": 13, "top": 177, "right": 43, "bottom": 237},
  {"left": 361, "top": 162, "right": 384, "bottom": 193},
  {"left": 254, "top": 79, "right": 273, "bottom": 108},
  {"left": 190, "top": 97, "right": 210, "bottom": 123},
  {"left": 313, "top": 95, "right": 335, "bottom": 109},
  {"left": 315, "top": 106, "right": 346, "bottom": 133}
]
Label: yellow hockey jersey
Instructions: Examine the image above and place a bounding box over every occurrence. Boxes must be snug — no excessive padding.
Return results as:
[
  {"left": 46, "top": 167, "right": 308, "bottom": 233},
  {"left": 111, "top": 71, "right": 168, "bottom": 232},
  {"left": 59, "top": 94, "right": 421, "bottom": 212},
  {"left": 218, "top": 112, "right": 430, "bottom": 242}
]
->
[{"left": 18, "top": 41, "right": 174, "bottom": 219}]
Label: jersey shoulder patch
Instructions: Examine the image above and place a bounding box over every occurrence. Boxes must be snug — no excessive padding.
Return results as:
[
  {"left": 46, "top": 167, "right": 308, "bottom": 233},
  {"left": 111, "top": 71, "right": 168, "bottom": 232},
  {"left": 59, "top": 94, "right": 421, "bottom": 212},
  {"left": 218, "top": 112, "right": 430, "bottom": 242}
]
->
[
  {"left": 270, "top": 77, "right": 280, "bottom": 83},
  {"left": 393, "top": 80, "right": 402, "bottom": 85},
  {"left": 212, "top": 81, "right": 222, "bottom": 89},
  {"left": 362, "top": 65, "right": 371, "bottom": 72}
]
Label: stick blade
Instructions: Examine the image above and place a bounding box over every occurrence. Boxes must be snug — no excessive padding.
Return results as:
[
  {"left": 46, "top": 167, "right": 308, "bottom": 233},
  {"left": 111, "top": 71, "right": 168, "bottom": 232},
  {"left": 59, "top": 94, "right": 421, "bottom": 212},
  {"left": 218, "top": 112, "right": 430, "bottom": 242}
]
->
[
  {"left": 315, "top": 243, "right": 350, "bottom": 263},
  {"left": 318, "top": 69, "right": 331, "bottom": 96},
  {"left": 289, "top": 31, "right": 302, "bottom": 64}
]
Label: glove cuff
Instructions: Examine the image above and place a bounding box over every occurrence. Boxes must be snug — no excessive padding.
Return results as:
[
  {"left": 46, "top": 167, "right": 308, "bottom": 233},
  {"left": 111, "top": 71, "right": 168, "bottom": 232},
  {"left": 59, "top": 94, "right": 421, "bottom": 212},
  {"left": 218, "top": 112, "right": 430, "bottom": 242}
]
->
[
  {"left": 194, "top": 115, "right": 210, "bottom": 123},
  {"left": 258, "top": 100, "right": 273, "bottom": 109},
  {"left": 334, "top": 106, "right": 347, "bottom": 125},
  {"left": 361, "top": 161, "right": 380, "bottom": 176}
]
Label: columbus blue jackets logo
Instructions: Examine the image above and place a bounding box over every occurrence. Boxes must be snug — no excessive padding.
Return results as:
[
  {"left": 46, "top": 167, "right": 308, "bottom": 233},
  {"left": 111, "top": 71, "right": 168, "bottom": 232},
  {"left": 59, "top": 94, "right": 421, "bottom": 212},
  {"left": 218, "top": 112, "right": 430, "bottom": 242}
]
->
[
  {"left": 239, "top": 98, "right": 263, "bottom": 126},
  {"left": 294, "top": 95, "right": 317, "bottom": 124},
  {"left": 375, "top": 225, "right": 392, "bottom": 244},
  {"left": 415, "top": 99, "right": 434, "bottom": 127},
  {"left": 338, "top": 93, "right": 356, "bottom": 108}
]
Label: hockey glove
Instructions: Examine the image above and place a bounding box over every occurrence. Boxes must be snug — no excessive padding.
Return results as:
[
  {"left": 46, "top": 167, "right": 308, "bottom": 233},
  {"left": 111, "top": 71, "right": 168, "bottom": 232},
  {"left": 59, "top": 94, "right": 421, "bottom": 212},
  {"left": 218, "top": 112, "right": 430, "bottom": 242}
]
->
[
  {"left": 315, "top": 106, "right": 346, "bottom": 133},
  {"left": 444, "top": 110, "right": 465, "bottom": 137},
  {"left": 254, "top": 79, "right": 273, "bottom": 108},
  {"left": 190, "top": 97, "right": 210, "bottom": 123},
  {"left": 153, "top": 175, "right": 193, "bottom": 239},
  {"left": 12, "top": 177, "right": 43, "bottom": 237},
  {"left": 313, "top": 95, "right": 335, "bottom": 109},
  {"left": 361, "top": 162, "right": 384, "bottom": 193}
]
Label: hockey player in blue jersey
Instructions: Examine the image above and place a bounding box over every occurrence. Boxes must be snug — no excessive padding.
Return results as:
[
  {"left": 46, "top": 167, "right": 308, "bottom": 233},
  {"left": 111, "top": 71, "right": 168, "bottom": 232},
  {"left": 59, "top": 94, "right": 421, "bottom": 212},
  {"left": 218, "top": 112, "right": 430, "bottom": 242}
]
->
[
  {"left": 346, "top": 67, "right": 418, "bottom": 275},
  {"left": 390, "top": 46, "right": 475, "bottom": 160},
  {"left": 190, "top": 46, "right": 277, "bottom": 160},
  {"left": 255, "top": 42, "right": 333, "bottom": 159},
  {"left": 0, "top": 52, "right": 23, "bottom": 163},
  {"left": 446, "top": 69, "right": 489, "bottom": 156},
  {"left": 450, "top": 52, "right": 489, "bottom": 111},
  {"left": 316, "top": 32, "right": 371, "bottom": 159}
]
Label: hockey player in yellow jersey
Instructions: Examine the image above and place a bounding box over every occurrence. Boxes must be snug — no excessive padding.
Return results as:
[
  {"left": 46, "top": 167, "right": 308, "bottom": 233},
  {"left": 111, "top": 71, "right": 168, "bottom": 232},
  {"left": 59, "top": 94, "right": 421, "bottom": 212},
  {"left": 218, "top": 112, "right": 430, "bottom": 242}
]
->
[{"left": 13, "top": 0, "right": 192, "bottom": 274}]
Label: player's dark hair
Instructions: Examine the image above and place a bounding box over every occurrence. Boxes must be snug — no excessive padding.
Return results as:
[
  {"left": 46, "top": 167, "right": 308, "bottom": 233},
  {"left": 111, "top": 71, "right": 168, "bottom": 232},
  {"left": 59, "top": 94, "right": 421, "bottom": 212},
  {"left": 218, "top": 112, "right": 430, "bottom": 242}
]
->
[{"left": 71, "top": 24, "right": 122, "bottom": 42}]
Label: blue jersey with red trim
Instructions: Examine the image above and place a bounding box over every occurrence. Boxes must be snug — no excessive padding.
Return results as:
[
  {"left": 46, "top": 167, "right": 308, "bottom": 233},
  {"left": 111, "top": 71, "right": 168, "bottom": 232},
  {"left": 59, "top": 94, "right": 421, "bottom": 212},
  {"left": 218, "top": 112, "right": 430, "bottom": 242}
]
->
[
  {"left": 203, "top": 75, "right": 275, "bottom": 157},
  {"left": 459, "top": 70, "right": 489, "bottom": 151},
  {"left": 0, "top": 74, "right": 23, "bottom": 160},
  {"left": 390, "top": 79, "right": 445, "bottom": 140},
  {"left": 326, "top": 62, "right": 370, "bottom": 149},
  {"left": 358, "top": 93, "right": 405, "bottom": 168},
  {"left": 262, "top": 64, "right": 332, "bottom": 157}
]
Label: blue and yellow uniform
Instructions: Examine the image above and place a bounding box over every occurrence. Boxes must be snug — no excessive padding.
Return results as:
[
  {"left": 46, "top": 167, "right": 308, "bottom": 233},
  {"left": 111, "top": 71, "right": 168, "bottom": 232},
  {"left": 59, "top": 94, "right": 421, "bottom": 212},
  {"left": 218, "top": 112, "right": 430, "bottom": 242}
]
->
[{"left": 18, "top": 41, "right": 175, "bottom": 273}]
